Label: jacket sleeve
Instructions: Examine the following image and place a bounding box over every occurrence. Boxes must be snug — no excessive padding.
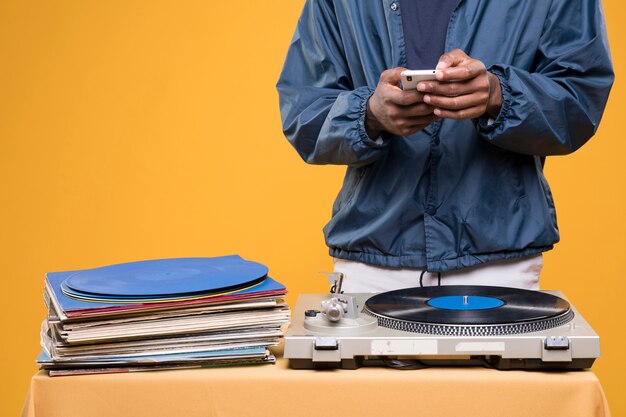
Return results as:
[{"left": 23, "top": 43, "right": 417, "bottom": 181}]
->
[
  {"left": 276, "top": 0, "right": 388, "bottom": 167},
  {"left": 476, "top": 0, "right": 614, "bottom": 156}
]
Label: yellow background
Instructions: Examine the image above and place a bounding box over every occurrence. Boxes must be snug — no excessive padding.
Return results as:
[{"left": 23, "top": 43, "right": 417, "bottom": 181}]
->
[{"left": 0, "top": 1, "right": 624, "bottom": 415}]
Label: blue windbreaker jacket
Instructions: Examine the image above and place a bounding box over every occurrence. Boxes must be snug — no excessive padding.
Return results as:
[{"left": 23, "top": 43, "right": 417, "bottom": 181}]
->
[{"left": 277, "top": 0, "right": 614, "bottom": 272}]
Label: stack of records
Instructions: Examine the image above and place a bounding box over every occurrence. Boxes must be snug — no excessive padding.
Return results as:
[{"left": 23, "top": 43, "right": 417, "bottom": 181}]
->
[{"left": 38, "top": 255, "right": 290, "bottom": 376}]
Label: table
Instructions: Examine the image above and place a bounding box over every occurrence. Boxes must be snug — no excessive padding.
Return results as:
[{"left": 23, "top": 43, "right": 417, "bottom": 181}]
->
[{"left": 21, "top": 347, "right": 611, "bottom": 417}]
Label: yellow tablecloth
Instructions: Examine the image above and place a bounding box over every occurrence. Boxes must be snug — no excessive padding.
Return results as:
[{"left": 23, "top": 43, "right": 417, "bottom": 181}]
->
[{"left": 21, "top": 348, "right": 611, "bottom": 417}]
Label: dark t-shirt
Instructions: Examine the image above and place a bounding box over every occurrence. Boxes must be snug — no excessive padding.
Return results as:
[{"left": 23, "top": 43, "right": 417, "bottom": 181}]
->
[{"left": 400, "top": 0, "right": 459, "bottom": 69}]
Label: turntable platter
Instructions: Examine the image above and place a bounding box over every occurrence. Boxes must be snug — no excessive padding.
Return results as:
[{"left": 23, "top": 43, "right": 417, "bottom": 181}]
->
[{"left": 364, "top": 286, "right": 574, "bottom": 336}]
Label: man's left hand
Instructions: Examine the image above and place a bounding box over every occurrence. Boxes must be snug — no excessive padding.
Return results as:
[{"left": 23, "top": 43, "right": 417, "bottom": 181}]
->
[{"left": 417, "top": 49, "right": 502, "bottom": 120}]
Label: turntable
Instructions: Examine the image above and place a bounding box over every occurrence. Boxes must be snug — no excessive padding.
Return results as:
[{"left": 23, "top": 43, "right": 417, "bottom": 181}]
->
[{"left": 284, "top": 274, "right": 599, "bottom": 370}]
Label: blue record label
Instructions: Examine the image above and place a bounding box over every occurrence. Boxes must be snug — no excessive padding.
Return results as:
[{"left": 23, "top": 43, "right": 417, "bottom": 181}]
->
[
  {"left": 62, "top": 256, "right": 268, "bottom": 297},
  {"left": 427, "top": 295, "right": 505, "bottom": 310}
]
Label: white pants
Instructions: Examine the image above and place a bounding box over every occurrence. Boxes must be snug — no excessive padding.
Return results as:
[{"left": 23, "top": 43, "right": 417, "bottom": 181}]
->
[{"left": 333, "top": 255, "right": 543, "bottom": 293}]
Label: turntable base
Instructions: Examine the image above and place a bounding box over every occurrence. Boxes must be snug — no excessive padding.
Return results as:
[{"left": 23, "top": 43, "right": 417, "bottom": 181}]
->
[{"left": 284, "top": 289, "right": 600, "bottom": 370}]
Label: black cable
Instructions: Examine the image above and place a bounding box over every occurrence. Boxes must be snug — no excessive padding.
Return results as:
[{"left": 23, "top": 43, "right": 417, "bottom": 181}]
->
[
  {"left": 382, "top": 358, "right": 430, "bottom": 370},
  {"left": 480, "top": 357, "right": 496, "bottom": 369},
  {"left": 419, "top": 270, "right": 427, "bottom": 287},
  {"left": 437, "top": 272, "right": 441, "bottom": 286}
]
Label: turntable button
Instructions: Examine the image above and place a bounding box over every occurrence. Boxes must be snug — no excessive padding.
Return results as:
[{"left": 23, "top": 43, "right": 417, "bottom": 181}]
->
[
  {"left": 545, "top": 336, "right": 570, "bottom": 350},
  {"left": 314, "top": 337, "right": 339, "bottom": 351}
]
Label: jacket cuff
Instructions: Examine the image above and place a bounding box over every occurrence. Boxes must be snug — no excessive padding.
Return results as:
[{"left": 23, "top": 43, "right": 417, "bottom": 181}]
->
[
  {"left": 475, "top": 65, "right": 513, "bottom": 136},
  {"left": 357, "top": 87, "right": 387, "bottom": 149}
]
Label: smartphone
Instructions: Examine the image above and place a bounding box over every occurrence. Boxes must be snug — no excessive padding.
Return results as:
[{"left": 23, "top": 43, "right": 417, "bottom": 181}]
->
[{"left": 401, "top": 69, "right": 439, "bottom": 90}]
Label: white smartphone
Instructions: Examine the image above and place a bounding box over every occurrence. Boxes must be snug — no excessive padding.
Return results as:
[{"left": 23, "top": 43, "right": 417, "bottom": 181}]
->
[{"left": 401, "top": 69, "right": 439, "bottom": 90}]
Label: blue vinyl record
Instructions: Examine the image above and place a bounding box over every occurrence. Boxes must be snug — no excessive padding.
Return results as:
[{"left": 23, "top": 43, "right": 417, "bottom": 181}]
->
[
  {"left": 62, "top": 256, "right": 268, "bottom": 297},
  {"left": 47, "top": 270, "right": 286, "bottom": 313},
  {"left": 58, "top": 278, "right": 265, "bottom": 303}
]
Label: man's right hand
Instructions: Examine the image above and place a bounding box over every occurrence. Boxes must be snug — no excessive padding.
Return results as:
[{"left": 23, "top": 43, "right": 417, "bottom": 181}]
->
[{"left": 365, "top": 68, "right": 440, "bottom": 138}]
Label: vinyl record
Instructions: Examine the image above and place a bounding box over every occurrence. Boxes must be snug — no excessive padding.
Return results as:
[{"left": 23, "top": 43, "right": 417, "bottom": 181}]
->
[
  {"left": 58, "top": 277, "right": 265, "bottom": 303},
  {"left": 364, "top": 285, "right": 574, "bottom": 336},
  {"left": 62, "top": 256, "right": 268, "bottom": 298}
]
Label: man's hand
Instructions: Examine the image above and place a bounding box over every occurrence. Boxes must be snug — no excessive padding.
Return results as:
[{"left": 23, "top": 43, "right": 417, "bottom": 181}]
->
[
  {"left": 417, "top": 49, "right": 502, "bottom": 120},
  {"left": 366, "top": 68, "right": 440, "bottom": 138}
]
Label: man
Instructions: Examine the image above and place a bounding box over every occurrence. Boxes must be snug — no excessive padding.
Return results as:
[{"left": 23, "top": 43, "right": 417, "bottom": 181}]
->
[{"left": 277, "top": 1, "right": 613, "bottom": 292}]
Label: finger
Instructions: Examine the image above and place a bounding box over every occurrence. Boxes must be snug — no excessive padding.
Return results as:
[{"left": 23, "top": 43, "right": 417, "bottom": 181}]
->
[
  {"left": 387, "top": 89, "right": 426, "bottom": 106},
  {"left": 424, "top": 92, "right": 487, "bottom": 110},
  {"left": 406, "top": 114, "right": 441, "bottom": 125},
  {"left": 378, "top": 67, "right": 426, "bottom": 105},
  {"left": 417, "top": 78, "right": 484, "bottom": 97},
  {"left": 380, "top": 67, "right": 406, "bottom": 85},
  {"left": 436, "top": 61, "right": 486, "bottom": 82},
  {"left": 392, "top": 103, "right": 435, "bottom": 118},
  {"left": 435, "top": 49, "right": 469, "bottom": 69},
  {"left": 395, "top": 117, "right": 441, "bottom": 137},
  {"left": 433, "top": 105, "right": 485, "bottom": 120}
]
